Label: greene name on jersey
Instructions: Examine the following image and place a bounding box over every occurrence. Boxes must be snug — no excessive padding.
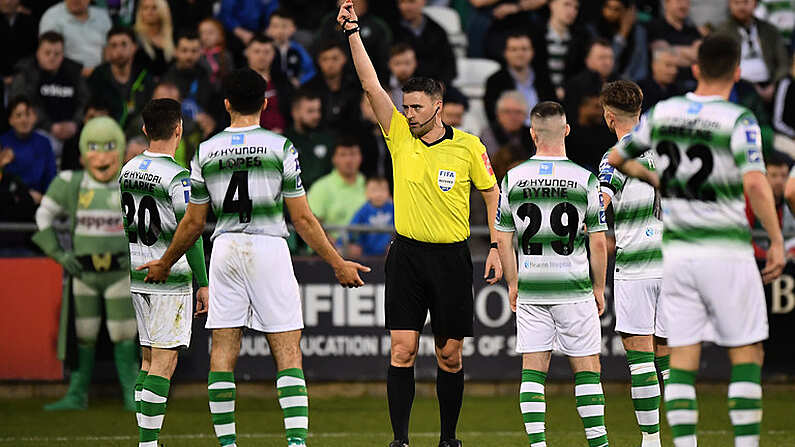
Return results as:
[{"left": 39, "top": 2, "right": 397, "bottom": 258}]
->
[
  {"left": 496, "top": 156, "right": 608, "bottom": 304},
  {"left": 616, "top": 93, "right": 765, "bottom": 259},
  {"left": 599, "top": 139, "right": 663, "bottom": 280},
  {"left": 120, "top": 151, "right": 194, "bottom": 293},
  {"left": 189, "top": 125, "right": 304, "bottom": 240}
]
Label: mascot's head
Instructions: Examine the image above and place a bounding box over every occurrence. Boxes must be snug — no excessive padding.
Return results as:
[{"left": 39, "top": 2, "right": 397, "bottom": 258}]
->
[{"left": 80, "top": 116, "right": 126, "bottom": 183}]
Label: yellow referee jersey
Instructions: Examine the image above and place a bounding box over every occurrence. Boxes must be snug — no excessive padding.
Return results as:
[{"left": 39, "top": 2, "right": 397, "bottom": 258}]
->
[{"left": 381, "top": 107, "right": 497, "bottom": 243}]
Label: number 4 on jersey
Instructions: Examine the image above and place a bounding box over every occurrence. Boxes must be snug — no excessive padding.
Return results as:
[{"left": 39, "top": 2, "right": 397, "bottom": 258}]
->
[{"left": 223, "top": 170, "right": 253, "bottom": 223}]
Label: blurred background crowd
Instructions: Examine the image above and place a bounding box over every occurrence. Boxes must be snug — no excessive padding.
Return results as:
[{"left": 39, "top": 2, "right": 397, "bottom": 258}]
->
[{"left": 1, "top": 0, "right": 795, "bottom": 259}]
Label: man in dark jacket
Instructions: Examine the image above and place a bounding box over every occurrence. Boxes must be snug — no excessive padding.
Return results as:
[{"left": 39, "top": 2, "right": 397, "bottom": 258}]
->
[
  {"left": 163, "top": 30, "right": 221, "bottom": 128},
  {"left": 565, "top": 39, "right": 617, "bottom": 126},
  {"left": 87, "top": 26, "right": 154, "bottom": 130},
  {"left": 304, "top": 41, "right": 362, "bottom": 130},
  {"left": 10, "top": 31, "right": 87, "bottom": 145},
  {"left": 484, "top": 32, "right": 555, "bottom": 125},
  {"left": 392, "top": 0, "right": 457, "bottom": 85},
  {"left": 0, "top": 0, "right": 37, "bottom": 84}
]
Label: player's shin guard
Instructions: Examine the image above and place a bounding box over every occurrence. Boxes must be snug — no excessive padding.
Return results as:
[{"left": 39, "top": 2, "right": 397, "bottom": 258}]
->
[
  {"left": 276, "top": 368, "right": 309, "bottom": 446},
  {"left": 135, "top": 370, "right": 148, "bottom": 426},
  {"left": 729, "top": 363, "right": 762, "bottom": 447},
  {"left": 665, "top": 369, "right": 698, "bottom": 447},
  {"left": 520, "top": 369, "right": 547, "bottom": 447},
  {"left": 574, "top": 371, "right": 608, "bottom": 447},
  {"left": 208, "top": 371, "right": 237, "bottom": 446},
  {"left": 627, "top": 350, "right": 661, "bottom": 447},
  {"left": 655, "top": 355, "right": 671, "bottom": 384},
  {"left": 138, "top": 375, "right": 170, "bottom": 447}
]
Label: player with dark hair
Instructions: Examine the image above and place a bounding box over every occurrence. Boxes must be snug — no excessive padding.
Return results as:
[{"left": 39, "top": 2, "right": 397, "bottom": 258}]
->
[
  {"left": 120, "top": 98, "right": 209, "bottom": 446},
  {"left": 609, "top": 33, "right": 785, "bottom": 447},
  {"left": 137, "top": 68, "right": 369, "bottom": 447},
  {"left": 338, "top": 2, "right": 502, "bottom": 446},
  {"left": 598, "top": 80, "right": 668, "bottom": 447},
  {"left": 495, "top": 100, "right": 611, "bottom": 447}
]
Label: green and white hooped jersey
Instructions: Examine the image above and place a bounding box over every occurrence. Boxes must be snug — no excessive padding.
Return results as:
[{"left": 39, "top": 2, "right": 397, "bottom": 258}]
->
[
  {"left": 617, "top": 93, "right": 765, "bottom": 259},
  {"left": 120, "top": 151, "right": 193, "bottom": 294},
  {"left": 756, "top": 0, "right": 794, "bottom": 41},
  {"left": 599, "top": 141, "right": 663, "bottom": 280},
  {"left": 190, "top": 125, "right": 305, "bottom": 240},
  {"left": 496, "top": 156, "right": 608, "bottom": 304}
]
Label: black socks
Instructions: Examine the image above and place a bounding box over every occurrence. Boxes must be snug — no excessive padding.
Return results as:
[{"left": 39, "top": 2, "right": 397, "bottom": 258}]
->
[
  {"left": 436, "top": 367, "right": 464, "bottom": 441},
  {"left": 387, "top": 365, "right": 415, "bottom": 443}
]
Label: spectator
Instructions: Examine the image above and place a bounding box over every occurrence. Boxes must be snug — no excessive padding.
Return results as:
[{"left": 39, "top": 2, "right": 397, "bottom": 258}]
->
[
  {"left": 746, "top": 151, "right": 789, "bottom": 259},
  {"left": 315, "top": 0, "right": 392, "bottom": 82},
  {"left": 531, "top": 0, "right": 587, "bottom": 101},
  {"left": 717, "top": 0, "right": 790, "bottom": 103},
  {"left": 266, "top": 8, "right": 316, "bottom": 88},
  {"left": 688, "top": 0, "right": 730, "bottom": 33},
  {"left": 307, "top": 136, "right": 367, "bottom": 243},
  {"left": 167, "top": 0, "right": 214, "bottom": 36},
  {"left": 10, "top": 31, "right": 87, "bottom": 151},
  {"left": 95, "top": 0, "right": 136, "bottom": 26},
  {"left": 350, "top": 92, "right": 392, "bottom": 185},
  {"left": 482, "top": 0, "right": 547, "bottom": 62},
  {"left": 304, "top": 41, "right": 362, "bottom": 130},
  {"left": 88, "top": 26, "right": 154, "bottom": 130},
  {"left": 772, "top": 55, "right": 795, "bottom": 138},
  {"left": 566, "top": 94, "right": 616, "bottom": 173},
  {"left": 283, "top": 90, "right": 335, "bottom": 190},
  {"left": 245, "top": 34, "right": 293, "bottom": 133},
  {"left": 60, "top": 95, "right": 112, "bottom": 171},
  {"left": 280, "top": 0, "right": 335, "bottom": 47},
  {"left": 646, "top": 0, "right": 703, "bottom": 91},
  {"left": 564, "top": 38, "right": 617, "bottom": 126},
  {"left": 442, "top": 85, "right": 469, "bottom": 128},
  {"left": 484, "top": 32, "right": 555, "bottom": 126},
  {"left": 0, "top": 96, "right": 56, "bottom": 202},
  {"left": 0, "top": 0, "right": 37, "bottom": 85},
  {"left": 218, "top": 0, "right": 279, "bottom": 48},
  {"left": 0, "top": 144, "right": 37, "bottom": 224},
  {"left": 347, "top": 176, "right": 394, "bottom": 258},
  {"left": 387, "top": 44, "right": 418, "bottom": 110},
  {"left": 480, "top": 91, "right": 532, "bottom": 168},
  {"left": 39, "top": 0, "right": 112, "bottom": 76},
  {"left": 393, "top": 0, "right": 457, "bottom": 85},
  {"left": 163, "top": 30, "right": 219, "bottom": 129},
  {"left": 124, "top": 135, "right": 147, "bottom": 162},
  {"left": 133, "top": 0, "right": 175, "bottom": 77},
  {"left": 198, "top": 18, "right": 233, "bottom": 90},
  {"left": 637, "top": 47, "right": 685, "bottom": 112},
  {"left": 755, "top": 0, "right": 794, "bottom": 46},
  {"left": 586, "top": 0, "right": 649, "bottom": 81}
]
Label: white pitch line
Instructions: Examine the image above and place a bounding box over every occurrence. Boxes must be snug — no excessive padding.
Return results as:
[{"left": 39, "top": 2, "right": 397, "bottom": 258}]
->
[{"left": 2, "top": 430, "right": 794, "bottom": 443}]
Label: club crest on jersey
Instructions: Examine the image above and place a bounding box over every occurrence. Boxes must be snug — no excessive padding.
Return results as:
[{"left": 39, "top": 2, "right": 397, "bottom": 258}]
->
[
  {"left": 438, "top": 170, "right": 456, "bottom": 191},
  {"left": 231, "top": 134, "right": 245, "bottom": 146},
  {"left": 539, "top": 162, "right": 554, "bottom": 176},
  {"left": 747, "top": 147, "right": 761, "bottom": 163},
  {"left": 138, "top": 159, "right": 151, "bottom": 170},
  {"left": 645, "top": 228, "right": 655, "bottom": 237}
]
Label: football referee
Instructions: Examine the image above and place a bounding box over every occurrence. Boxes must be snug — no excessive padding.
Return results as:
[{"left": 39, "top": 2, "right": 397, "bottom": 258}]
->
[{"left": 338, "top": 2, "right": 503, "bottom": 447}]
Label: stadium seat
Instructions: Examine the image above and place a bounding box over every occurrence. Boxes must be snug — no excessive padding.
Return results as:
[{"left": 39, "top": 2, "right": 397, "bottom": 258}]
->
[
  {"left": 423, "top": 5, "right": 468, "bottom": 58},
  {"left": 452, "top": 58, "right": 501, "bottom": 99}
]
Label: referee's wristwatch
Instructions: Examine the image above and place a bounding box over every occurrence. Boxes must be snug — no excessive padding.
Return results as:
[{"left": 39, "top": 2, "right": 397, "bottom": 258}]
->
[{"left": 489, "top": 242, "right": 498, "bottom": 250}]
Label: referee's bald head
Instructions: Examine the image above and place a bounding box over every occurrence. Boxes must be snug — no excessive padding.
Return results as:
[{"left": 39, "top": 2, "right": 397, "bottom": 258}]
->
[{"left": 529, "top": 101, "right": 569, "bottom": 146}]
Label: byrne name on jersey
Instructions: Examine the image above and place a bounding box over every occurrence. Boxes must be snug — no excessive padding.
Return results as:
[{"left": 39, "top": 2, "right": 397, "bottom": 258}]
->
[{"left": 517, "top": 178, "right": 580, "bottom": 199}]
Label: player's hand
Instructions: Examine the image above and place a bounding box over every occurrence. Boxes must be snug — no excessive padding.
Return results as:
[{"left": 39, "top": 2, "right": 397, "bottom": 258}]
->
[
  {"left": 333, "top": 259, "right": 371, "bottom": 288},
  {"left": 508, "top": 282, "right": 518, "bottom": 312},
  {"left": 136, "top": 259, "right": 171, "bottom": 284},
  {"left": 762, "top": 240, "right": 786, "bottom": 284},
  {"left": 484, "top": 247, "right": 503, "bottom": 284},
  {"left": 594, "top": 290, "right": 606, "bottom": 316},
  {"left": 337, "top": 0, "right": 359, "bottom": 31},
  {"left": 195, "top": 286, "right": 209, "bottom": 317},
  {"left": 57, "top": 252, "right": 83, "bottom": 278}
]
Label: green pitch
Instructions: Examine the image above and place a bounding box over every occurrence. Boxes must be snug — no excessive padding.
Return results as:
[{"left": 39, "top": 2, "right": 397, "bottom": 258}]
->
[{"left": 2, "top": 387, "right": 794, "bottom": 446}]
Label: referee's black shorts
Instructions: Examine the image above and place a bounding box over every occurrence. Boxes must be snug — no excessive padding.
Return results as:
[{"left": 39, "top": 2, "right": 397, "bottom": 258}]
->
[{"left": 385, "top": 234, "right": 474, "bottom": 338}]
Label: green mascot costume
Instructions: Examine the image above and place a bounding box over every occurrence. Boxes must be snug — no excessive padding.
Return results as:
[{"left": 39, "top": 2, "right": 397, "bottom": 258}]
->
[{"left": 33, "top": 117, "right": 138, "bottom": 411}]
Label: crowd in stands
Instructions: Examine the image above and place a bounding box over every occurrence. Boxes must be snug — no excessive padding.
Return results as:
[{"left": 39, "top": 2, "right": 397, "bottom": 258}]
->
[{"left": 1, "top": 0, "right": 795, "bottom": 258}]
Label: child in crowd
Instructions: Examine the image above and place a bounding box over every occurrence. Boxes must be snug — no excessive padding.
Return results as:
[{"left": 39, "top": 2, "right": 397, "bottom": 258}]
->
[
  {"left": 198, "top": 18, "right": 234, "bottom": 89},
  {"left": 266, "top": 8, "right": 316, "bottom": 87},
  {"left": 347, "top": 176, "right": 394, "bottom": 258}
]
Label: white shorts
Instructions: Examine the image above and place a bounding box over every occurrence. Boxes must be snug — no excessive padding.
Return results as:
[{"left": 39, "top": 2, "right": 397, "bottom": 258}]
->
[
  {"left": 614, "top": 278, "right": 667, "bottom": 338},
  {"left": 661, "top": 256, "right": 768, "bottom": 348},
  {"left": 207, "top": 233, "right": 303, "bottom": 333},
  {"left": 132, "top": 291, "right": 193, "bottom": 349},
  {"left": 516, "top": 300, "right": 601, "bottom": 357}
]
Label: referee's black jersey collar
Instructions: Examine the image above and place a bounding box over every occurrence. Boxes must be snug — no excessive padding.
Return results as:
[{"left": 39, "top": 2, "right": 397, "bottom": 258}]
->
[{"left": 419, "top": 124, "right": 454, "bottom": 147}]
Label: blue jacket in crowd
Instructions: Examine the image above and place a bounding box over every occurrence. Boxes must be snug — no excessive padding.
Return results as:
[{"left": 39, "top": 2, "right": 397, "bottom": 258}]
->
[
  {"left": 0, "top": 130, "right": 56, "bottom": 194},
  {"left": 218, "top": 0, "right": 279, "bottom": 32},
  {"left": 349, "top": 201, "right": 395, "bottom": 256}
]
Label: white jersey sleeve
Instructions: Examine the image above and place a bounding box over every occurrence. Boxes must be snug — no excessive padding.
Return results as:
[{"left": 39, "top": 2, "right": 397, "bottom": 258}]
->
[{"left": 730, "top": 112, "right": 766, "bottom": 175}]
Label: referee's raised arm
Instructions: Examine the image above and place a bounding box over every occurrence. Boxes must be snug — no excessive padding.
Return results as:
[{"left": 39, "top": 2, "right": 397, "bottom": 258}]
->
[{"left": 338, "top": 0, "right": 394, "bottom": 133}]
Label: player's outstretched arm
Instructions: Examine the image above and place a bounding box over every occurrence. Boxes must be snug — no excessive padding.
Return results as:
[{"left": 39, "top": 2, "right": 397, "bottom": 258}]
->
[
  {"left": 339, "top": 0, "right": 395, "bottom": 134},
  {"left": 137, "top": 202, "right": 209, "bottom": 283},
  {"left": 495, "top": 230, "right": 518, "bottom": 311},
  {"left": 745, "top": 171, "right": 785, "bottom": 283},
  {"left": 588, "top": 231, "right": 608, "bottom": 316},
  {"left": 607, "top": 150, "right": 659, "bottom": 188},
  {"left": 285, "top": 195, "right": 371, "bottom": 287},
  {"left": 785, "top": 176, "right": 795, "bottom": 215}
]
